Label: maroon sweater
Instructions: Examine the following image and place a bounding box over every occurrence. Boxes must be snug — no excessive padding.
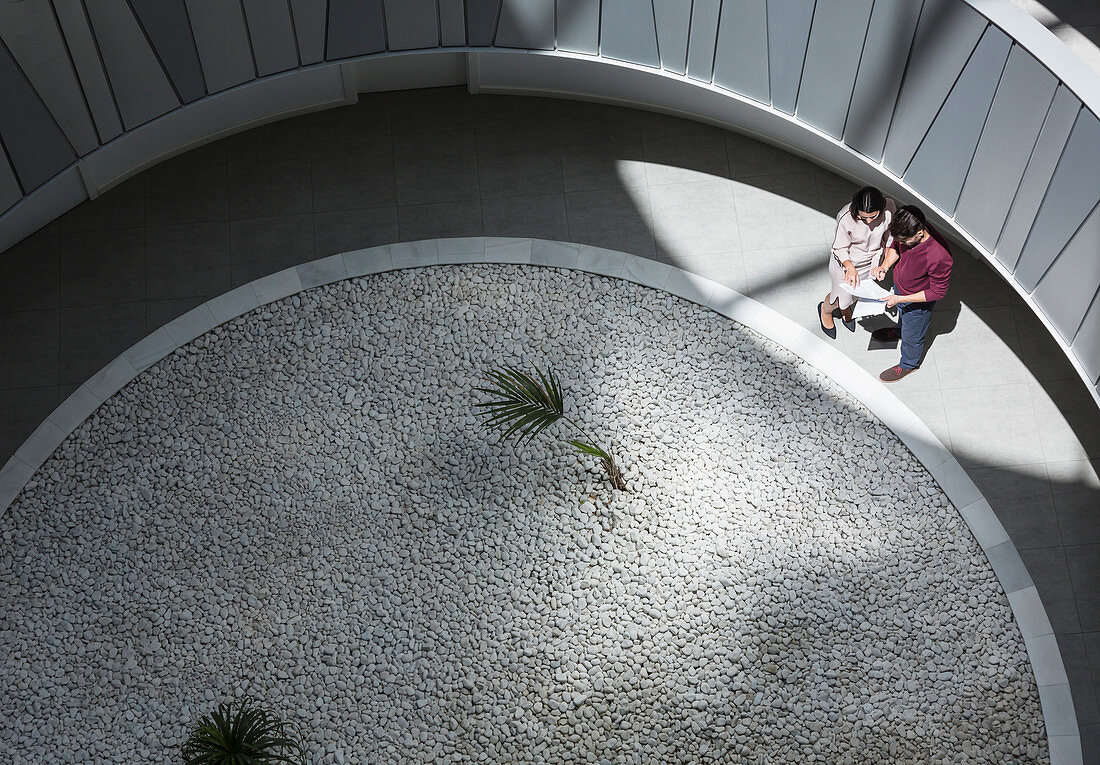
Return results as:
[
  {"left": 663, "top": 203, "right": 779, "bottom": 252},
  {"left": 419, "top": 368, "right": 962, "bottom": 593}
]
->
[{"left": 894, "top": 227, "right": 952, "bottom": 303}]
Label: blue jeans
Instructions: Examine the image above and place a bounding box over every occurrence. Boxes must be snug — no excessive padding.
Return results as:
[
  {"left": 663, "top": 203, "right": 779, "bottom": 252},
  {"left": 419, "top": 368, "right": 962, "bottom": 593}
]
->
[{"left": 898, "top": 301, "right": 935, "bottom": 369}]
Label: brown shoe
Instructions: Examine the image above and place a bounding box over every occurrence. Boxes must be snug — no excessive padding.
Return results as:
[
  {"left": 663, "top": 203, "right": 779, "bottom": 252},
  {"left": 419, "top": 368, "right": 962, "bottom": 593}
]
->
[
  {"left": 872, "top": 327, "right": 901, "bottom": 342},
  {"left": 879, "top": 365, "right": 914, "bottom": 382}
]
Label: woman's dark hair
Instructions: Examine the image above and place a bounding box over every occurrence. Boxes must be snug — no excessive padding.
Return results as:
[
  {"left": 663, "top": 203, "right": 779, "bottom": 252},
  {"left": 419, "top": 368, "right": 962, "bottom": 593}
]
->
[
  {"left": 850, "top": 186, "right": 886, "bottom": 220},
  {"left": 890, "top": 205, "right": 927, "bottom": 241}
]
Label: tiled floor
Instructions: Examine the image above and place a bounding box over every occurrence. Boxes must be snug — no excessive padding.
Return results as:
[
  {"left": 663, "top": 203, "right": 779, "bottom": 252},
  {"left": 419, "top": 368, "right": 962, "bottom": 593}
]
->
[{"left": 1, "top": 86, "right": 1099, "bottom": 758}]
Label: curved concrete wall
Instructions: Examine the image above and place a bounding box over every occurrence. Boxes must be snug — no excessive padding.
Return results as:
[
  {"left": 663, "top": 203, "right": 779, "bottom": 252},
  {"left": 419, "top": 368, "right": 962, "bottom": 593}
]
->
[{"left": 0, "top": 0, "right": 1099, "bottom": 407}]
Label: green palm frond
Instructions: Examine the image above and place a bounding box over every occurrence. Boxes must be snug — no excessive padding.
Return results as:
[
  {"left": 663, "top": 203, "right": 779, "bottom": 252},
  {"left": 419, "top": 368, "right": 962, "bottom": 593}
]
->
[
  {"left": 182, "top": 700, "right": 302, "bottom": 765},
  {"left": 567, "top": 440, "right": 612, "bottom": 462},
  {"left": 474, "top": 366, "right": 566, "bottom": 443}
]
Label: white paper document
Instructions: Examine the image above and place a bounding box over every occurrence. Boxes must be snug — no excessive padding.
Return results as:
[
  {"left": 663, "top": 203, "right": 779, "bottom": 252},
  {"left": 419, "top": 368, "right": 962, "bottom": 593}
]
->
[
  {"left": 851, "top": 298, "right": 887, "bottom": 318},
  {"left": 841, "top": 280, "right": 891, "bottom": 301}
]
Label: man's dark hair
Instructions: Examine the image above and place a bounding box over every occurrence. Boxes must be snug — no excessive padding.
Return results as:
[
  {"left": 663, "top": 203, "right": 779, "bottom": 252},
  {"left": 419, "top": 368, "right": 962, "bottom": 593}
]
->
[
  {"left": 850, "top": 186, "right": 886, "bottom": 220},
  {"left": 891, "top": 205, "right": 927, "bottom": 241}
]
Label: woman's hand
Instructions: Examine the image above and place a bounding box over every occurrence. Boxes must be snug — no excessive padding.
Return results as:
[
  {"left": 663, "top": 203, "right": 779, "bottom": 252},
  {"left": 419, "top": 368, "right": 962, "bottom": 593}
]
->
[
  {"left": 870, "top": 265, "right": 887, "bottom": 281},
  {"left": 844, "top": 263, "right": 859, "bottom": 287}
]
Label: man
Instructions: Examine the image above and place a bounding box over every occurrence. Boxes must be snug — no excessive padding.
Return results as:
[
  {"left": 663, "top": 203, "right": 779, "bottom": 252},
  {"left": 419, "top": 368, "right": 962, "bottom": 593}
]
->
[{"left": 870, "top": 205, "right": 952, "bottom": 382}]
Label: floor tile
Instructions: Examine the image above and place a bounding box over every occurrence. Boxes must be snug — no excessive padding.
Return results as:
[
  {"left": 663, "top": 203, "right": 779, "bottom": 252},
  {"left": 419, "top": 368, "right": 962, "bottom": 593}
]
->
[
  {"left": 1015, "top": 303, "right": 1079, "bottom": 382},
  {"left": 144, "top": 143, "right": 228, "bottom": 226},
  {"left": 726, "top": 133, "right": 819, "bottom": 178},
  {"left": 223, "top": 114, "right": 309, "bottom": 151},
  {"left": 0, "top": 234, "right": 59, "bottom": 311},
  {"left": 942, "top": 383, "right": 1043, "bottom": 469},
  {"left": 565, "top": 187, "right": 655, "bottom": 257},
  {"left": 1066, "top": 544, "right": 1100, "bottom": 632},
  {"left": 1082, "top": 723, "right": 1100, "bottom": 765},
  {"left": 948, "top": 253, "right": 1018, "bottom": 309},
  {"left": 732, "top": 173, "right": 827, "bottom": 250},
  {"left": 931, "top": 304, "right": 1027, "bottom": 390},
  {"left": 146, "top": 296, "right": 210, "bottom": 332},
  {"left": 58, "top": 177, "right": 144, "bottom": 233},
  {"left": 1059, "top": 632, "right": 1100, "bottom": 726},
  {"left": 146, "top": 221, "right": 231, "bottom": 301},
  {"left": 1048, "top": 459, "right": 1100, "bottom": 546},
  {"left": 386, "top": 86, "right": 474, "bottom": 133},
  {"left": 230, "top": 214, "right": 315, "bottom": 286},
  {"left": 0, "top": 310, "right": 58, "bottom": 389},
  {"left": 398, "top": 201, "right": 484, "bottom": 241},
  {"left": 968, "top": 462, "right": 1062, "bottom": 549},
  {"left": 649, "top": 180, "right": 740, "bottom": 259},
  {"left": 558, "top": 118, "right": 647, "bottom": 192},
  {"left": 1030, "top": 378, "right": 1100, "bottom": 462},
  {"left": 0, "top": 386, "right": 59, "bottom": 465},
  {"left": 310, "top": 138, "right": 396, "bottom": 212},
  {"left": 482, "top": 193, "right": 569, "bottom": 241},
  {"left": 474, "top": 93, "right": 557, "bottom": 127},
  {"left": 393, "top": 129, "right": 480, "bottom": 206},
  {"left": 642, "top": 119, "right": 730, "bottom": 185},
  {"left": 59, "top": 302, "right": 146, "bottom": 386},
  {"left": 229, "top": 145, "right": 312, "bottom": 219},
  {"left": 58, "top": 228, "right": 145, "bottom": 307},
  {"left": 815, "top": 169, "right": 859, "bottom": 215},
  {"left": 476, "top": 123, "right": 563, "bottom": 199},
  {"left": 314, "top": 208, "right": 400, "bottom": 258},
  {"left": 1020, "top": 546, "right": 1082, "bottom": 633},
  {"left": 307, "top": 95, "right": 390, "bottom": 143}
]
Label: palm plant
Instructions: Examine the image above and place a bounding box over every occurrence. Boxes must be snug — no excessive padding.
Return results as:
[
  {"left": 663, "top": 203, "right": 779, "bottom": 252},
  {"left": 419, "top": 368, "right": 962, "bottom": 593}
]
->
[
  {"left": 181, "top": 700, "right": 302, "bottom": 765},
  {"left": 475, "top": 365, "right": 626, "bottom": 491}
]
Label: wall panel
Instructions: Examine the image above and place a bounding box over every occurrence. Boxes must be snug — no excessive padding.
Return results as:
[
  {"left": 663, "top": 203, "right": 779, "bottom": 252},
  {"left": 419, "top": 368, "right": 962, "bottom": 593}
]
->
[
  {"left": 0, "top": 0, "right": 97, "bottom": 155},
  {"left": 686, "top": 0, "right": 721, "bottom": 82},
  {"left": 903, "top": 26, "right": 1011, "bottom": 214},
  {"left": 0, "top": 41, "right": 75, "bottom": 190},
  {"left": 384, "top": 0, "right": 441, "bottom": 51},
  {"left": 0, "top": 151, "right": 22, "bottom": 213},
  {"left": 601, "top": 0, "right": 660, "bottom": 67},
  {"left": 767, "top": 0, "right": 814, "bottom": 115},
  {"left": 289, "top": 0, "right": 328, "bottom": 63},
  {"left": 185, "top": 0, "right": 257, "bottom": 92},
  {"left": 440, "top": 0, "right": 468, "bottom": 46},
  {"left": 881, "top": 0, "right": 986, "bottom": 176},
  {"left": 955, "top": 47, "right": 1057, "bottom": 250},
  {"left": 654, "top": 0, "right": 691, "bottom": 74},
  {"left": 467, "top": 0, "right": 503, "bottom": 46},
  {"left": 497, "top": 0, "right": 555, "bottom": 50},
  {"left": 326, "top": 0, "right": 387, "bottom": 58},
  {"left": 995, "top": 87, "right": 1080, "bottom": 272},
  {"left": 52, "top": 0, "right": 123, "bottom": 142},
  {"left": 844, "top": 0, "right": 923, "bottom": 161},
  {"left": 1033, "top": 201, "right": 1100, "bottom": 343},
  {"left": 713, "top": 0, "right": 769, "bottom": 103},
  {"left": 85, "top": 0, "right": 180, "bottom": 129},
  {"left": 1016, "top": 111, "right": 1100, "bottom": 292},
  {"left": 796, "top": 0, "right": 873, "bottom": 137},
  {"left": 243, "top": 0, "right": 300, "bottom": 74},
  {"left": 130, "top": 0, "right": 207, "bottom": 102}
]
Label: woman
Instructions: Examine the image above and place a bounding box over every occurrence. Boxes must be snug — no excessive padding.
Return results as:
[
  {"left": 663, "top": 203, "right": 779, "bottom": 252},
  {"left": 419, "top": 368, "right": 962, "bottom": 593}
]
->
[
  {"left": 872, "top": 205, "right": 953, "bottom": 382},
  {"left": 819, "top": 186, "right": 896, "bottom": 338}
]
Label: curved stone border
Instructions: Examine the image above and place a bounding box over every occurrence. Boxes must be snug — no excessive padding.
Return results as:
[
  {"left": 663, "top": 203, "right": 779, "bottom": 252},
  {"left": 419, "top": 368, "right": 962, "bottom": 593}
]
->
[{"left": 0, "top": 237, "right": 1081, "bottom": 763}]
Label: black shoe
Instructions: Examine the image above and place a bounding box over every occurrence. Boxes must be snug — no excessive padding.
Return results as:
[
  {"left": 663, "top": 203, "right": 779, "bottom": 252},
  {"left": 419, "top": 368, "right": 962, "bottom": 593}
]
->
[
  {"left": 818, "top": 302, "right": 836, "bottom": 339},
  {"left": 872, "top": 327, "right": 901, "bottom": 342},
  {"left": 842, "top": 317, "right": 856, "bottom": 333}
]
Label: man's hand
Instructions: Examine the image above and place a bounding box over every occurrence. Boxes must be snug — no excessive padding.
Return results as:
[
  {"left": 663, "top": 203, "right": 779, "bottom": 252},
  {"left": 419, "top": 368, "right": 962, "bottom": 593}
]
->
[
  {"left": 886, "top": 294, "right": 904, "bottom": 308},
  {"left": 870, "top": 265, "right": 887, "bottom": 281},
  {"left": 844, "top": 264, "right": 859, "bottom": 287}
]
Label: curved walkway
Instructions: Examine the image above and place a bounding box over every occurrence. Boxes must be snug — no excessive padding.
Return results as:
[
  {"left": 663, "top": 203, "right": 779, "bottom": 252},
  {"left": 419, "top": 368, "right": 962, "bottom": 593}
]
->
[{"left": 1, "top": 88, "right": 1099, "bottom": 759}]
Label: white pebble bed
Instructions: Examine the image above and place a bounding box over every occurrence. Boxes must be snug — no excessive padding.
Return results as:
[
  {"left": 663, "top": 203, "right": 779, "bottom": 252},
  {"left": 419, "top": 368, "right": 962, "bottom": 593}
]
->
[{"left": 0, "top": 265, "right": 1046, "bottom": 763}]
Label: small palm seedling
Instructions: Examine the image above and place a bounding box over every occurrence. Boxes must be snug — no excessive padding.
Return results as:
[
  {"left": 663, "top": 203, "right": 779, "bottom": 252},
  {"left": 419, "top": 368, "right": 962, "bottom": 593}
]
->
[
  {"left": 475, "top": 365, "right": 626, "bottom": 491},
  {"left": 181, "top": 699, "right": 302, "bottom": 765}
]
